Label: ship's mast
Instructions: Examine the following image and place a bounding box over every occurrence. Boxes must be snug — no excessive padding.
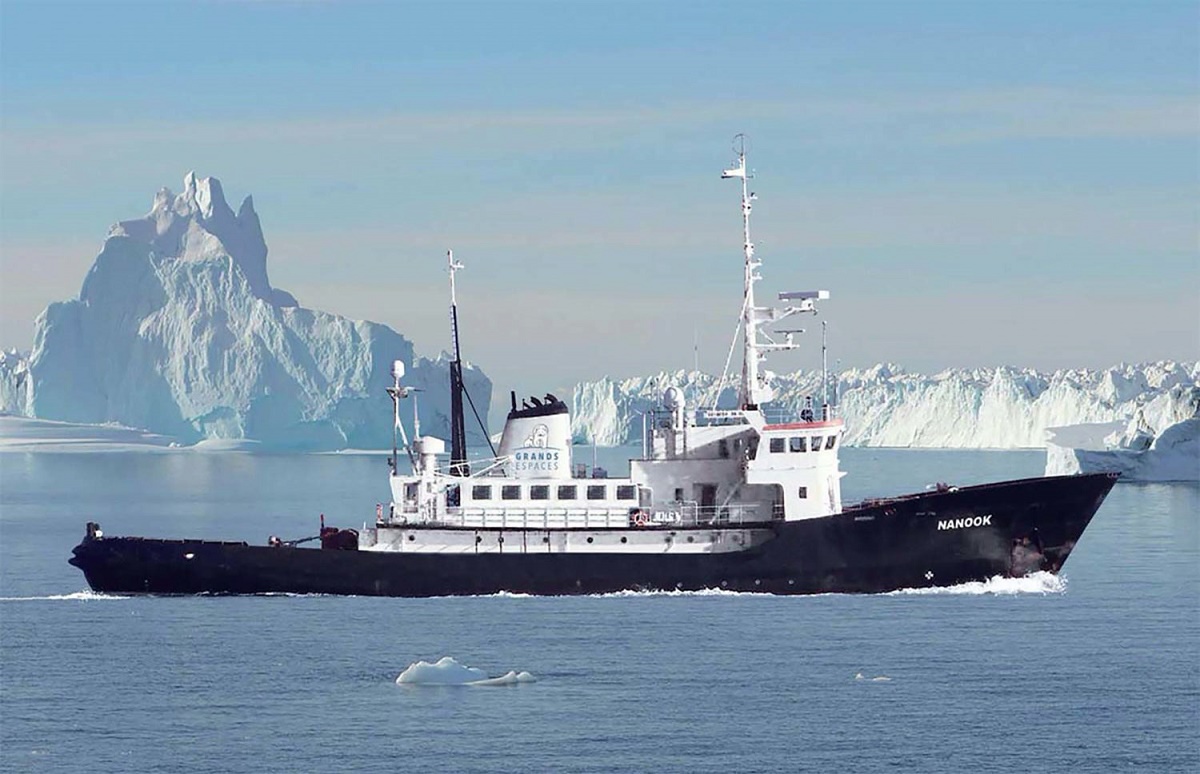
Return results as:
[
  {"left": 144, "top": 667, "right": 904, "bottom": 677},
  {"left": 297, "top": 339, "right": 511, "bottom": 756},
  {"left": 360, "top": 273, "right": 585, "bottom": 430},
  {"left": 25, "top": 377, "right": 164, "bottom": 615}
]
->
[
  {"left": 447, "top": 250, "right": 469, "bottom": 477},
  {"left": 722, "top": 135, "right": 764, "bottom": 409},
  {"left": 821, "top": 320, "right": 828, "bottom": 409},
  {"left": 722, "top": 136, "right": 828, "bottom": 411}
]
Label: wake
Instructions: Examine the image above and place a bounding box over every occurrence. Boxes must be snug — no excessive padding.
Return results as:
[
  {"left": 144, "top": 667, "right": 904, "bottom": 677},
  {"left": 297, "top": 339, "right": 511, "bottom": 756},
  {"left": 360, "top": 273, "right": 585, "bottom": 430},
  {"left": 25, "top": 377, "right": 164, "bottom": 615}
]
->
[{"left": 0, "top": 590, "right": 131, "bottom": 601}]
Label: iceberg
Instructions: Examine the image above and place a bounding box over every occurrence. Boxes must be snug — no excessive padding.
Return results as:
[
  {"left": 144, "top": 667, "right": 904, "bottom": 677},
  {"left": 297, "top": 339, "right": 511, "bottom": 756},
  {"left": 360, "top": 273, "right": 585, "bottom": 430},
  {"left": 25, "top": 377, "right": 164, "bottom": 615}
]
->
[
  {"left": 0, "top": 349, "right": 29, "bottom": 416},
  {"left": 1045, "top": 385, "right": 1199, "bottom": 482},
  {"left": 570, "top": 362, "right": 1199, "bottom": 449},
  {"left": 1, "top": 173, "right": 489, "bottom": 450}
]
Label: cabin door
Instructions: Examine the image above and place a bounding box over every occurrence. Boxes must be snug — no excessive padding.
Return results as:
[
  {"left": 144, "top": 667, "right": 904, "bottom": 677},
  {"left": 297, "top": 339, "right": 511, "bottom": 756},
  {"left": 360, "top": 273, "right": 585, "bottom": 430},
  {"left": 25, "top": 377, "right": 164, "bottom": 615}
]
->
[{"left": 696, "top": 484, "right": 717, "bottom": 513}]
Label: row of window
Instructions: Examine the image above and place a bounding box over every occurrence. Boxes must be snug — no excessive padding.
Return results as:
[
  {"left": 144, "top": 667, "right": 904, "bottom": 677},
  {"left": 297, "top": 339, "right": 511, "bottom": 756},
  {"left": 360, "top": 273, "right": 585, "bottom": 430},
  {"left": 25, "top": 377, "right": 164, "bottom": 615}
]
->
[
  {"left": 469, "top": 483, "right": 639, "bottom": 502},
  {"left": 768, "top": 435, "right": 837, "bottom": 454}
]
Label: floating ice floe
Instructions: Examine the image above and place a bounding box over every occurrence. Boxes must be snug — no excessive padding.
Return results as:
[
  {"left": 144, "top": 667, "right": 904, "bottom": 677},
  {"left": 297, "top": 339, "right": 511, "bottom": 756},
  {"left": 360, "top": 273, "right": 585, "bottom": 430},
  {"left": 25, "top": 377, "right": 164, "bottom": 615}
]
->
[{"left": 395, "top": 656, "right": 536, "bottom": 687}]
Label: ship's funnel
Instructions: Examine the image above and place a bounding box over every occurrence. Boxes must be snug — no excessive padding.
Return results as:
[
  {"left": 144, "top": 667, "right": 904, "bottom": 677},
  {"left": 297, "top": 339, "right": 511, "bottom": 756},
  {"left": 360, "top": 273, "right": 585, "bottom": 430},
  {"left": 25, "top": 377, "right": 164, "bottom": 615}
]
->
[{"left": 498, "top": 392, "right": 572, "bottom": 479}]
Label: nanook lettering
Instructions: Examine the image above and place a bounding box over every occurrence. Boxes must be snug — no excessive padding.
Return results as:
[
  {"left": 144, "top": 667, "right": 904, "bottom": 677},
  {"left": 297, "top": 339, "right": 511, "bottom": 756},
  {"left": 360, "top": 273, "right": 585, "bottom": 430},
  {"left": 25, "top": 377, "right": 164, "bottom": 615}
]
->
[{"left": 937, "top": 515, "right": 993, "bottom": 531}]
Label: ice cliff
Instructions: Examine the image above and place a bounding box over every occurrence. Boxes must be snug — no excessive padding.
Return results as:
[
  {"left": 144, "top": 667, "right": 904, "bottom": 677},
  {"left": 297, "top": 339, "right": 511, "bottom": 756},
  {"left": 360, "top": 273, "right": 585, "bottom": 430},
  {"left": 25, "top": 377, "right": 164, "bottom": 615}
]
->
[
  {"left": 570, "top": 362, "right": 1200, "bottom": 449},
  {"left": 0, "top": 173, "right": 489, "bottom": 450},
  {"left": 1044, "top": 384, "right": 1199, "bottom": 482}
]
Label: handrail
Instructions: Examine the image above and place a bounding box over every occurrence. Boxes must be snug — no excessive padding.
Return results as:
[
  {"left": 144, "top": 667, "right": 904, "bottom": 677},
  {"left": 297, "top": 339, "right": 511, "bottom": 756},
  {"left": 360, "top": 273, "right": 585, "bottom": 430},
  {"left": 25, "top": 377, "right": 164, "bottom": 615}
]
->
[{"left": 385, "top": 502, "right": 769, "bottom": 529}]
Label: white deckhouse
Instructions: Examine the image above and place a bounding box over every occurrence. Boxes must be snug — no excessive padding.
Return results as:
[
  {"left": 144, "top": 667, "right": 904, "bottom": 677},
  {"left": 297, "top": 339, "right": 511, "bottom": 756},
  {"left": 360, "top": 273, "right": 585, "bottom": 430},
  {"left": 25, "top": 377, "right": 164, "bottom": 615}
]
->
[{"left": 361, "top": 138, "right": 843, "bottom": 556}]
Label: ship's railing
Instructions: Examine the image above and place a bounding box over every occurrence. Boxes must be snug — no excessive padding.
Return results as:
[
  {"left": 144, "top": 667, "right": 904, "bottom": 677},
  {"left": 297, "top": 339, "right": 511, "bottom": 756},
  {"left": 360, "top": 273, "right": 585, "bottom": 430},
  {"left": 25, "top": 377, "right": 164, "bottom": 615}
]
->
[
  {"left": 663, "top": 405, "right": 840, "bottom": 428},
  {"left": 695, "top": 409, "right": 752, "bottom": 426},
  {"left": 758, "top": 404, "right": 839, "bottom": 425},
  {"left": 386, "top": 502, "right": 771, "bottom": 530},
  {"left": 646, "top": 502, "right": 766, "bottom": 527}
]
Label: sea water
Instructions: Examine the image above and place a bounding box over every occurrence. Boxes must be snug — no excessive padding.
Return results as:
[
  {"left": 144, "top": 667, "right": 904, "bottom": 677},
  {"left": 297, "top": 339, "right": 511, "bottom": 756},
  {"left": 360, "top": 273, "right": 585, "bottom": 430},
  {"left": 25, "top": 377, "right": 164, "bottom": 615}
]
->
[{"left": 1, "top": 449, "right": 1196, "bottom": 773}]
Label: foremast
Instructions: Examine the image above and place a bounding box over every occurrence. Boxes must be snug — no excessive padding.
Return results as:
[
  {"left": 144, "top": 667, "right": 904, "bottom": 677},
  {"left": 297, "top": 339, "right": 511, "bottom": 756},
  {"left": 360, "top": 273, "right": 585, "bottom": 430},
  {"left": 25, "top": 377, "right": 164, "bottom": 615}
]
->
[{"left": 447, "top": 250, "right": 469, "bottom": 477}]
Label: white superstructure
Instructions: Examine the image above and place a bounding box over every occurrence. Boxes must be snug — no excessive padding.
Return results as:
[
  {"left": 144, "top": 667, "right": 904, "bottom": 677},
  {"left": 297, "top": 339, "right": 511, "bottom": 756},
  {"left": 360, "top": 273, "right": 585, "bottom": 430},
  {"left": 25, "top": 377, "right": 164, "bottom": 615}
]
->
[{"left": 361, "top": 139, "right": 843, "bottom": 555}]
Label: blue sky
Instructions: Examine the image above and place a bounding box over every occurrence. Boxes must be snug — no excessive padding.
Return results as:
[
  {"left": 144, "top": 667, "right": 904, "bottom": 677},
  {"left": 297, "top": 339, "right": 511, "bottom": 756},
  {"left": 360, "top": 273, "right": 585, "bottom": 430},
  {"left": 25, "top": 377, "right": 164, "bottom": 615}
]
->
[{"left": 1, "top": 0, "right": 1196, "bottom": 399}]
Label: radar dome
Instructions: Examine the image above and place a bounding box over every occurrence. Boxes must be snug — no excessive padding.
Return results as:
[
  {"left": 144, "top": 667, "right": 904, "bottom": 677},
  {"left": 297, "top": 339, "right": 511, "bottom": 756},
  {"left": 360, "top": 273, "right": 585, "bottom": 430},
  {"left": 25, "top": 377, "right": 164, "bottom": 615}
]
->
[{"left": 663, "top": 386, "right": 684, "bottom": 410}]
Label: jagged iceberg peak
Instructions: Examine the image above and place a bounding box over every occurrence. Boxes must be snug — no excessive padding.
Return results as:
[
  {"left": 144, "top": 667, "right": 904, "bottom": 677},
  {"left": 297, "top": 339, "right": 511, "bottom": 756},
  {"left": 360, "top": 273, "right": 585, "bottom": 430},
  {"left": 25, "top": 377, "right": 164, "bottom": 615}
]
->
[
  {"left": 106, "top": 172, "right": 295, "bottom": 307},
  {"left": 14, "top": 175, "right": 493, "bottom": 450}
]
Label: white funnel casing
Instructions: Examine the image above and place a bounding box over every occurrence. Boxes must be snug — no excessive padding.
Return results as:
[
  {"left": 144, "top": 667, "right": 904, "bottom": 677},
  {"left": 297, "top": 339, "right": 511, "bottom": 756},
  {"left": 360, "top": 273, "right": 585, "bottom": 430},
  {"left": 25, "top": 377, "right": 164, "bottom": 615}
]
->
[{"left": 498, "top": 394, "right": 572, "bottom": 479}]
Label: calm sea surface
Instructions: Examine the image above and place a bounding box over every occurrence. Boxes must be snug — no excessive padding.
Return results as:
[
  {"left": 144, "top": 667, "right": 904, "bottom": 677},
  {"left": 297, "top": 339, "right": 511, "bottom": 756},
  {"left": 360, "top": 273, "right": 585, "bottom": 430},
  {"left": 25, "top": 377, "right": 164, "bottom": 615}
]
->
[{"left": 1, "top": 448, "right": 1197, "bottom": 773}]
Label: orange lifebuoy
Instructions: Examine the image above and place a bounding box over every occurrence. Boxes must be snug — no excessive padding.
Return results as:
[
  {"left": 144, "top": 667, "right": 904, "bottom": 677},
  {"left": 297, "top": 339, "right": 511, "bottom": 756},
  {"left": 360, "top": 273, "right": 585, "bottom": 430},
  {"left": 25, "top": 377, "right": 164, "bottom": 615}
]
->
[{"left": 632, "top": 509, "right": 648, "bottom": 527}]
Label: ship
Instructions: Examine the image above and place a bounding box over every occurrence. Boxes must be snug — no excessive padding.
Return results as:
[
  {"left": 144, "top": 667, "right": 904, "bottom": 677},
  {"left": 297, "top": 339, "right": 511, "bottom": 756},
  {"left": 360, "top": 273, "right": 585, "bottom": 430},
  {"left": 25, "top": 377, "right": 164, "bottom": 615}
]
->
[{"left": 69, "top": 138, "right": 1118, "bottom": 597}]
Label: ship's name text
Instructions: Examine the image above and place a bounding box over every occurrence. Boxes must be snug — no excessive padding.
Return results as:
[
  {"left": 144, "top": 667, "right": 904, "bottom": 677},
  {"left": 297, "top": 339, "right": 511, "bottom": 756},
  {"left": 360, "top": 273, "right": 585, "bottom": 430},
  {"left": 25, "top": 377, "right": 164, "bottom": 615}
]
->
[{"left": 937, "top": 515, "right": 993, "bottom": 531}]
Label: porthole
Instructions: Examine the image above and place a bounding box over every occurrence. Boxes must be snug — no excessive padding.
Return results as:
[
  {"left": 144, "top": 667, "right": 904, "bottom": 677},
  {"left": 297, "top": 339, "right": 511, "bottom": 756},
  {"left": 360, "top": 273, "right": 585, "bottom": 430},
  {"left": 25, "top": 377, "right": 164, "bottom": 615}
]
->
[
  {"left": 542, "top": 536, "right": 550, "bottom": 543},
  {"left": 475, "top": 536, "right": 482, "bottom": 544},
  {"left": 586, "top": 537, "right": 594, "bottom": 544},
  {"left": 620, "top": 536, "right": 628, "bottom": 544},
  {"left": 498, "top": 536, "right": 504, "bottom": 544},
  {"left": 408, "top": 534, "right": 415, "bottom": 541},
  {"left": 755, "top": 579, "right": 761, "bottom": 586},
  {"left": 686, "top": 536, "right": 695, "bottom": 543}
]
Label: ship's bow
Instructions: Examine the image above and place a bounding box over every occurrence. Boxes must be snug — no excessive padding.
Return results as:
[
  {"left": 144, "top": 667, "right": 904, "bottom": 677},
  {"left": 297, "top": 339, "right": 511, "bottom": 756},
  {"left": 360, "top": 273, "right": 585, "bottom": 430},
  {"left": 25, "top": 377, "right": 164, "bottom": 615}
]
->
[{"left": 1007, "top": 472, "right": 1119, "bottom": 576}]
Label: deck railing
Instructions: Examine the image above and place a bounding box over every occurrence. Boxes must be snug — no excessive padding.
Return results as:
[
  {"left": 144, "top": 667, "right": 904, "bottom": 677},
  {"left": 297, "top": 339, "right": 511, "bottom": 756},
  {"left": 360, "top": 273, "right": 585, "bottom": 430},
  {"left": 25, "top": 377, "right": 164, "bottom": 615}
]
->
[{"left": 385, "top": 501, "right": 771, "bottom": 530}]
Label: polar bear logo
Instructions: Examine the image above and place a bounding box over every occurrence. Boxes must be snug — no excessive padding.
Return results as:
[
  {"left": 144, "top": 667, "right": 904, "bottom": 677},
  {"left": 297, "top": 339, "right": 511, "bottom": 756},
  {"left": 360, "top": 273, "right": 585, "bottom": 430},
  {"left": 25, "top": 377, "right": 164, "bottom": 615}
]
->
[{"left": 523, "top": 424, "right": 550, "bottom": 448}]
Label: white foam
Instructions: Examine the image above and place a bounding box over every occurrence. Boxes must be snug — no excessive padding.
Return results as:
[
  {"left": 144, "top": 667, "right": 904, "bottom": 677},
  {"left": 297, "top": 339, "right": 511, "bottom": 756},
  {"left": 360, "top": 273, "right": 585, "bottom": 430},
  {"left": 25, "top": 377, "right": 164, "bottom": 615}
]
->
[
  {"left": 855, "top": 672, "right": 893, "bottom": 682},
  {"left": 584, "top": 587, "right": 752, "bottom": 598},
  {"left": 0, "top": 590, "right": 131, "bottom": 601},
  {"left": 462, "top": 579, "right": 1065, "bottom": 599},
  {"left": 395, "top": 656, "right": 536, "bottom": 687},
  {"left": 442, "top": 587, "right": 755, "bottom": 599},
  {"left": 886, "top": 571, "right": 1067, "bottom": 596}
]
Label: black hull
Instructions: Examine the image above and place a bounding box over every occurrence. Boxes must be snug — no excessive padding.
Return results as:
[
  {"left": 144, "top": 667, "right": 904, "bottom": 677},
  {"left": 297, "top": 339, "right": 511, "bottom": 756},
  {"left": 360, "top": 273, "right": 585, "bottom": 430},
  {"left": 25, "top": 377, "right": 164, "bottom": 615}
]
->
[{"left": 69, "top": 473, "right": 1117, "bottom": 597}]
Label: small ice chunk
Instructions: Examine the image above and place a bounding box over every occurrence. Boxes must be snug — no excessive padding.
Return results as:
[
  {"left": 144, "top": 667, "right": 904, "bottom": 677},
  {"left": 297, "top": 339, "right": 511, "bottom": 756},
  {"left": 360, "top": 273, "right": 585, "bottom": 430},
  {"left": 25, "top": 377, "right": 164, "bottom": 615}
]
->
[{"left": 395, "top": 656, "right": 535, "bottom": 687}]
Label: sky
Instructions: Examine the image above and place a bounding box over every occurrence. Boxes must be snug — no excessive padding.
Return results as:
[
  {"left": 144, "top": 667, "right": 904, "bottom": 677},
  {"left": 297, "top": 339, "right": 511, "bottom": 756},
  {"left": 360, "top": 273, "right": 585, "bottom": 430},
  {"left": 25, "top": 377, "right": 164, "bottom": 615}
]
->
[{"left": 1, "top": 0, "right": 1196, "bottom": 406}]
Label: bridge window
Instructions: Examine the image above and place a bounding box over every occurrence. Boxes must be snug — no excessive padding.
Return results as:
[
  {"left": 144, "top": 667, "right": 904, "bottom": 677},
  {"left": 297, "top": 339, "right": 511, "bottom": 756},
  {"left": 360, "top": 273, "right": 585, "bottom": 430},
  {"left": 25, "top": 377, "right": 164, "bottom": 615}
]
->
[
  {"left": 789, "top": 436, "right": 807, "bottom": 453},
  {"left": 811, "top": 436, "right": 823, "bottom": 451},
  {"left": 587, "top": 485, "right": 606, "bottom": 500},
  {"left": 472, "top": 485, "right": 492, "bottom": 500},
  {"left": 798, "top": 486, "right": 808, "bottom": 499},
  {"left": 530, "top": 485, "right": 549, "bottom": 501},
  {"left": 447, "top": 485, "right": 461, "bottom": 506},
  {"left": 557, "top": 485, "right": 577, "bottom": 500},
  {"left": 825, "top": 436, "right": 836, "bottom": 450},
  {"left": 616, "top": 485, "right": 636, "bottom": 500},
  {"left": 502, "top": 485, "right": 521, "bottom": 501},
  {"left": 769, "top": 437, "right": 785, "bottom": 453}
]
